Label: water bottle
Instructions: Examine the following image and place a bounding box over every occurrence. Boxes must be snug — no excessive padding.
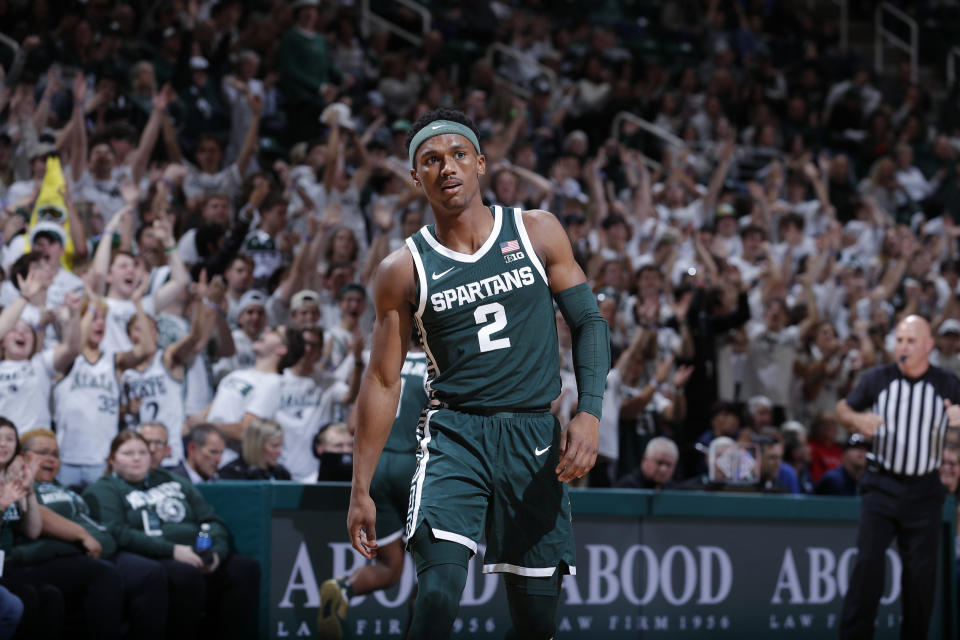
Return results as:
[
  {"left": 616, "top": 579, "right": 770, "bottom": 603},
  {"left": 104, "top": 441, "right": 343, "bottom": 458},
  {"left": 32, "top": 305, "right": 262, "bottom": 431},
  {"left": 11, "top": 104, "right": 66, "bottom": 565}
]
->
[{"left": 194, "top": 523, "right": 213, "bottom": 565}]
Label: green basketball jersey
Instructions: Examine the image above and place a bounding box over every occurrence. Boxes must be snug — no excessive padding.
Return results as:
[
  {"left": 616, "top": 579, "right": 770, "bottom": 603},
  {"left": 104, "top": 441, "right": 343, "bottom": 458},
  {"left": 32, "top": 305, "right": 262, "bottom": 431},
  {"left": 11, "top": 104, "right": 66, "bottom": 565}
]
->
[
  {"left": 382, "top": 350, "right": 429, "bottom": 454},
  {"left": 405, "top": 205, "right": 560, "bottom": 411}
]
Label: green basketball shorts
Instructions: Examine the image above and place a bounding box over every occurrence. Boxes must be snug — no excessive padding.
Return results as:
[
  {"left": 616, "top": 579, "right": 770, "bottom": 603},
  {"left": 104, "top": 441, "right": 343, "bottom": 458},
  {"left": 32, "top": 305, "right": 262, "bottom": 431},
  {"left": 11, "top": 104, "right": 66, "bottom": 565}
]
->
[
  {"left": 370, "top": 449, "right": 418, "bottom": 545},
  {"left": 404, "top": 408, "right": 576, "bottom": 577}
]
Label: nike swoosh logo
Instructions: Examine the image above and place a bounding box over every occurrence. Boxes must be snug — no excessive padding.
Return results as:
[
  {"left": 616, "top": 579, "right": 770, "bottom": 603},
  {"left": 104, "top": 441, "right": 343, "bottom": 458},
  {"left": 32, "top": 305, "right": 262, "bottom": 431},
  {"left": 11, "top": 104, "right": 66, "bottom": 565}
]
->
[
  {"left": 535, "top": 446, "right": 551, "bottom": 456},
  {"left": 431, "top": 124, "right": 445, "bottom": 130},
  {"left": 431, "top": 267, "right": 456, "bottom": 280}
]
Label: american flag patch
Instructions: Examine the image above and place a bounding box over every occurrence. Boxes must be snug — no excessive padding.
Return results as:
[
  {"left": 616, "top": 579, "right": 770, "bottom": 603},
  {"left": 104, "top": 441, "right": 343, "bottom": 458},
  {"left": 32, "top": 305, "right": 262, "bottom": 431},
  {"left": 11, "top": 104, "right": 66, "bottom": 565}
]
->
[{"left": 500, "top": 240, "right": 520, "bottom": 254}]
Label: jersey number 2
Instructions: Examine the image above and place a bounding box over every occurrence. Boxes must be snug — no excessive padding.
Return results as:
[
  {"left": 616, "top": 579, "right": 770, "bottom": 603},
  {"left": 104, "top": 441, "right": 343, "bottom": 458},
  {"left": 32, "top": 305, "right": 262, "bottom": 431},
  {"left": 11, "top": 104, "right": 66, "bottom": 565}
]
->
[{"left": 474, "top": 303, "right": 511, "bottom": 352}]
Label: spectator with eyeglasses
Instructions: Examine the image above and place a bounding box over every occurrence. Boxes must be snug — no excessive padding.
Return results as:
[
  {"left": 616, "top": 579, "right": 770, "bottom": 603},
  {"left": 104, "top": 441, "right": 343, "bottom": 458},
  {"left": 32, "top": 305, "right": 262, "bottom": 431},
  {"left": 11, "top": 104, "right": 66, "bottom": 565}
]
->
[
  {"left": 139, "top": 422, "right": 173, "bottom": 471},
  {"left": 18, "top": 428, "right": 168, "bottom": 640}
]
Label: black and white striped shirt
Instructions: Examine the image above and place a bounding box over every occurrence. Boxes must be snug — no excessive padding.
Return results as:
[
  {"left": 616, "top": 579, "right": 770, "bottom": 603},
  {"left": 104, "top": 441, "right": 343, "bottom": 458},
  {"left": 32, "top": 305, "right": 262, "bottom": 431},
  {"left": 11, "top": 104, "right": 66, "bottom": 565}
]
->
[{"left": 846, "top": 363, "right": 960, "bottom": 476}]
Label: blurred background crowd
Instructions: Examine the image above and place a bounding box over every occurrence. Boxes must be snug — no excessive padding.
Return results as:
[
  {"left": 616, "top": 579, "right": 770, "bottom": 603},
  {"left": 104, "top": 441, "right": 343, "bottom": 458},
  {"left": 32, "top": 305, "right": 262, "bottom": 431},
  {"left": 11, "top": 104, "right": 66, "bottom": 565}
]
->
[{"left": 1, "top": 0, "right": 960, "bottom": 635}]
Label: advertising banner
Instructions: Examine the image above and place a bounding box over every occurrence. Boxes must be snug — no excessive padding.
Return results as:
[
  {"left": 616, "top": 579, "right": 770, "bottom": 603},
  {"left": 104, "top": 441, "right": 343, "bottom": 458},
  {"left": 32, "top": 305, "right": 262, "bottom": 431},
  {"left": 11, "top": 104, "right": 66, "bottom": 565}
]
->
[{"left": 270, "top": 509, "right": 944, "bottom": 639}]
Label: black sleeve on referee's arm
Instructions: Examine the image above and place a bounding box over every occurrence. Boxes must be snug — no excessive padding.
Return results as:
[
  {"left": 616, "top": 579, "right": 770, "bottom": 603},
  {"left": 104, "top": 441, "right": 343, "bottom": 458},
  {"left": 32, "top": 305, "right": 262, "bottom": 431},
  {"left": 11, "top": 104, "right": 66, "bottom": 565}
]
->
[{"left": 845, "top": 366, "right": 880, "bottom": 411}]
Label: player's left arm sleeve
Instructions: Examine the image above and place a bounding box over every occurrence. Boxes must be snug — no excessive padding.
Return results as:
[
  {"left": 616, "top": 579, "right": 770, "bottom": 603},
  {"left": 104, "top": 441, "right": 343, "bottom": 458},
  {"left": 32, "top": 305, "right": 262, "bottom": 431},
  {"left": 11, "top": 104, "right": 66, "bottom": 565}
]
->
[{"left": 554, "top": 282, "right": 611, "bottom": 420}]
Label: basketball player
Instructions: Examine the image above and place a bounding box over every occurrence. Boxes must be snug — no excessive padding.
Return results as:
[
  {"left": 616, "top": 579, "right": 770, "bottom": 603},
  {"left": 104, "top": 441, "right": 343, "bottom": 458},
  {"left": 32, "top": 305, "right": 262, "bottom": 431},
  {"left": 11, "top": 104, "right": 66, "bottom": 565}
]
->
[
  {"left": 347, "top": 109, "right": 610, "bottom": 639},
  {"left": 319, "top": 343, "right": 428, "bottom": 638}
]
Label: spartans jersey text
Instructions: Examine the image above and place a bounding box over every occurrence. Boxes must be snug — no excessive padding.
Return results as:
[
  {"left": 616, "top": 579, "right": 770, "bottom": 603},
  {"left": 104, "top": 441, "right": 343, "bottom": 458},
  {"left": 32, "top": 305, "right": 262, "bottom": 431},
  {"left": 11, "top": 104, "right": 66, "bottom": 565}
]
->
[{"left": 430, "top": 266, "right": 536, "bottom": 312}]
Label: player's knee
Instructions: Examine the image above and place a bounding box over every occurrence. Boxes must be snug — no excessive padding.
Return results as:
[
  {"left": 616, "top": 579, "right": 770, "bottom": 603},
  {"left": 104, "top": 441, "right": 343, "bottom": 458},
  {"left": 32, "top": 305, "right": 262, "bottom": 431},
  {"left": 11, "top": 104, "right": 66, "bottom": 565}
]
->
[{"left": 416, "top": 580, "right": 461, "bottom": 619}]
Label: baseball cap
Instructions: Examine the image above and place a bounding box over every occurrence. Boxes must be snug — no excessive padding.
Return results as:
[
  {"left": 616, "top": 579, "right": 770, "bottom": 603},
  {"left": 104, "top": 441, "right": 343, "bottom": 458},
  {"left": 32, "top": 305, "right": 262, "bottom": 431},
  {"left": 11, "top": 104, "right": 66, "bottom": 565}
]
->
[
  {"left": 320, "top": 102, "right": 354, "bottom": 130},
  {"left": 291, "top": 289, "right": 320, "bottom": 311},
  {"left": 30, "top": 142, "right": 57, "bottom": 160},
  {"left": 845, "top": 433, "right": 870, "bottom": 450},
  {"left": 747, "top": 395, "right": 772, "bottom": 413},
  {"left": 939, "top": 319, "right": 960, "bottom": 336},
  {"left": 29, "top": 221, "right": 67, "bottom": 245},
  {"left": 715, "top": 203, "right": 736, "bottom": 219},
  {"left": 237, "top": 290, "right": 267, "bottom": 314}
]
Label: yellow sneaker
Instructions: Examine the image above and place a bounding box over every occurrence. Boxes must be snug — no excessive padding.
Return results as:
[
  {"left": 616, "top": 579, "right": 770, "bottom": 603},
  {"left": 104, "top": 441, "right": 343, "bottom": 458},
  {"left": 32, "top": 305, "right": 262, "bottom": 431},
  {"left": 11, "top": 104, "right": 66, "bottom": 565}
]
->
[{"left": 317, "top": 578, "right": 349, "bottom": 639}]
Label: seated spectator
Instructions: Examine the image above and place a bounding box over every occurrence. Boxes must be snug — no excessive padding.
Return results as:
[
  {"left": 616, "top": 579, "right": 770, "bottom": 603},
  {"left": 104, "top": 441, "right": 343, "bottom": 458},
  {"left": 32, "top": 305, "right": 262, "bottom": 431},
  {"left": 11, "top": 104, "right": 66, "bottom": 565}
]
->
[
  {"left": 140, "top": 422, "right": 173, "bottom": 471},
  {"left": 694, "top": 401, "right": 741, "bottom": 476},
  {"left": 782, "top": 423, "right": 814, "bottom": 493},
  {"left": 814, "top": 433, "right": 869, "bottom": 496},
  {"left": 310, "top": 423, "right": 353, "bottom": 482},
  {"left": 931, "top": 319, "right": 960, "bottom": 379},
  {"left": 219, "top": 418, "right": 291, "bottom": 480},
  {"left": 19, "top": 428, "right": 167, "bottom": 640},
  {"left": 746, "top": 395, "right": 774, "bottom": 431},
  {"left": 0, "top": 586, "right": 22, "bottom": 639},
  {"left": 808, "top": 412, "right": 844, "bottom": 483},
  {"left": 752, "top": 427, "right": 801, "bottom": 494},
  {"left": 758, "top": 436, "right": 789, "bottom": 493},
  {"left": 83, "top": 431, "right": 261, "bottom": 640},
  {"left": 0, "top": 417, "right": 62, "bottom": 640},
  {"left": 614, "top": 437, "right": 679, "bottom": 490},
  {"left": 940, "top": 445, "right": 960, "bottom": 587},
  {"left": 0, "top": 418, "right": 122, "bottom": 640},
  {"left": 169, "top": 424, "right": 226, "bottom": 484},
  {"left": 684, "top": 435, "right": 760, "bottom": 488}
]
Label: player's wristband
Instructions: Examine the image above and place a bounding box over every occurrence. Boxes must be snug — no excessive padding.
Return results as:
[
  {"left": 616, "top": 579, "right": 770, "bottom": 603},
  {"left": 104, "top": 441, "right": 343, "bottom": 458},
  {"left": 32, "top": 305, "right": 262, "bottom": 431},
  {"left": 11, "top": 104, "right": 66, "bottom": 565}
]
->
[{"left": 554, "top": 282, "right": 611, "bottom": 420}]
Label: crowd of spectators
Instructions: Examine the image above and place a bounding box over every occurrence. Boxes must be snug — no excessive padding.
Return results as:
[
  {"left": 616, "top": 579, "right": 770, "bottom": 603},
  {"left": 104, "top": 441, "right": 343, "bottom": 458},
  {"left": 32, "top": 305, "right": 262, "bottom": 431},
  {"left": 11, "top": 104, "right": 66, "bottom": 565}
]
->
[{"left": 0, "top": 0, "right": 959, "bottom": 635}]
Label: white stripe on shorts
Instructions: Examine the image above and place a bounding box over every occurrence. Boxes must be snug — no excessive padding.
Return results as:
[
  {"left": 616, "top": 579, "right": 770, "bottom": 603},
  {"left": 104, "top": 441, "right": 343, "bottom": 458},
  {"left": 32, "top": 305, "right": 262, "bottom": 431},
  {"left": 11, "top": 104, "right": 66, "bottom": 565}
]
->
[
  {"left": 482, "top": 562, "right": 577, "bottom": 577},
  {"left": 405, "top": 409, "right": 435, "bottom": 542},
  {"left": 432, "top": 528, "right": 479, "bottom": 555}
]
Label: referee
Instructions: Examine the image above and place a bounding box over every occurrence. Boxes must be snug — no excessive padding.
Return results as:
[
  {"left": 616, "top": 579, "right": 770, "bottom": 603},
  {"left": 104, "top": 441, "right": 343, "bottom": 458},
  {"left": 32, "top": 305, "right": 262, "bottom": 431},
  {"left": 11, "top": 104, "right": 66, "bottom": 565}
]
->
[{"left": 836, "top": 315, "right": 960, "bottom": 639}]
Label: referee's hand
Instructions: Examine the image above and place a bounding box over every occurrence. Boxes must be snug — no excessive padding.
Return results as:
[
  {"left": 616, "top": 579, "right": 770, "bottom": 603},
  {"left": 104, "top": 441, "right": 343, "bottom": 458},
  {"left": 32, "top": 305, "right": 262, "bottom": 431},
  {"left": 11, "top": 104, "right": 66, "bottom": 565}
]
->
[
  {"left": 945, "top": 400, "right": 960, "bottom": 427},
  {"left": 856, "top": 413, "right": 884, "bottom": 438}
]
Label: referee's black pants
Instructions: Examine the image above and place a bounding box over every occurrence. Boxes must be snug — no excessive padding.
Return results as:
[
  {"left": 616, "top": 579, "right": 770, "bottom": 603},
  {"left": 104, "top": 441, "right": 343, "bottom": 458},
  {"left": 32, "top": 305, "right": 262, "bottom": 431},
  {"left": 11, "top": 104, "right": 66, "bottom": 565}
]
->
[{"left": 840, "top": 470, "right": 946, "bottom": 640}]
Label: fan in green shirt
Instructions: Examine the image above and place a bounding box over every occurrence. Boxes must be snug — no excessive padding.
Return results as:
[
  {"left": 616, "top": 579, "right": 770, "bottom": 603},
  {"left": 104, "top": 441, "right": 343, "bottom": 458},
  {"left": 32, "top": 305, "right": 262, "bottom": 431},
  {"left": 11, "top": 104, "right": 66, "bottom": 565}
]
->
[{"left": 83, "top": 430, "right": 261, "bottom": 640}]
